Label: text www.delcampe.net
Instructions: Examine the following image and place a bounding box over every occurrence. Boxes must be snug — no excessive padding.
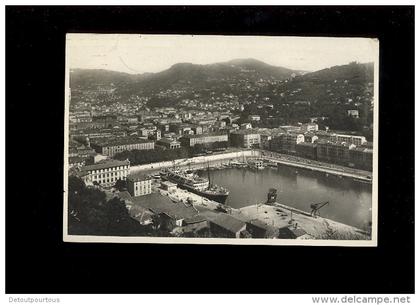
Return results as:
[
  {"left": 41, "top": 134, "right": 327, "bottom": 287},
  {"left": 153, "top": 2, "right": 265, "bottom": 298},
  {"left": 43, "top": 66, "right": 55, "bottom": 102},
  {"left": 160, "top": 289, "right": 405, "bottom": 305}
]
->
[{"left": 312, "top": 296, "right": 412, "bottom": 304}]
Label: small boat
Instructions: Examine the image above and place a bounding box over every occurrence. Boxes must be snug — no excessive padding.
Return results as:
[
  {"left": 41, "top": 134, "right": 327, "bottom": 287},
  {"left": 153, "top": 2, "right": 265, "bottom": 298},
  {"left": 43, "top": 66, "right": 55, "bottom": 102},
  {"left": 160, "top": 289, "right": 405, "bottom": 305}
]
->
[
  {"left": 248, "top": 159, "right": 265, "bottom": 170},
  {"left": 230, "top": 161, "right": 247, "bottom": 168}
]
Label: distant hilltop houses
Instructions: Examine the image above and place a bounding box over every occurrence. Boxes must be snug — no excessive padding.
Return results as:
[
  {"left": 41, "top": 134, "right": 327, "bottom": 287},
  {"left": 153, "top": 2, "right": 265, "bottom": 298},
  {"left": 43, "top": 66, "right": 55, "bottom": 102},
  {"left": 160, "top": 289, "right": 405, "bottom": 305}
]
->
[
  {"left": 69, "top": 61, "right": 373, "bottom": 125},
  {"left": 68, "top": 60, "right": 374, "bottom": 181}
]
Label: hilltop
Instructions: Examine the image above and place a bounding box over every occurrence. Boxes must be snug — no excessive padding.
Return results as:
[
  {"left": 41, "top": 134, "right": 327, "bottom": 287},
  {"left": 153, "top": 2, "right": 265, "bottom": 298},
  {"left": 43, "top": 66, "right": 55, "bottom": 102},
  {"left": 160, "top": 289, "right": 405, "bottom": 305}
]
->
[
  {"left": 70, "top": 60, "right": 374, "bottom": 135},
  {"left": 70, "top": 58, "right": 302, "bottom": 92},
  {"left": 70, "top": 60, "right": 372, "bottom": 95},
  {"left": 297, "top": 61, "right": 374, "bottom": 83}
]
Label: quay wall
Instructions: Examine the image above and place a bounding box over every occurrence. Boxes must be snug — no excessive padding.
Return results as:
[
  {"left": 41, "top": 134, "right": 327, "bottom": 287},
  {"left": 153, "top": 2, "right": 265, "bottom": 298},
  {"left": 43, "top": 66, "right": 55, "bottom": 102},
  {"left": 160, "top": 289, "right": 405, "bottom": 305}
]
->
[
  {"left": 129, "top": 149, "right": 372, "bottom": 182},
  {"left": 130, "top": 150, "right": 261, "bottom": 173},
  {"left": 264, "top": 157, "right": 372, "bottom": 182}
]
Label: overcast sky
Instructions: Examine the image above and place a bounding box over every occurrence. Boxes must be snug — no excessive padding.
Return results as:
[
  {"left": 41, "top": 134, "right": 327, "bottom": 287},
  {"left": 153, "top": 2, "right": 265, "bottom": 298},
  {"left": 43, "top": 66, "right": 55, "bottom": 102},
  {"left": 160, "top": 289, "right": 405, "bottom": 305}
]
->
[{"left": 66, "top": 34, "right": 378, "bottom": 74}]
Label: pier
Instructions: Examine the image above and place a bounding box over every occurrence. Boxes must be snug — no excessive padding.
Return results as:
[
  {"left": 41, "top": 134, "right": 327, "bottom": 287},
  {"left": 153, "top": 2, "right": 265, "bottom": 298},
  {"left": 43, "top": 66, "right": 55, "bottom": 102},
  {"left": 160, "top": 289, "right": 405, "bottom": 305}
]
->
[
  {"left": 130, "top": 149, "right": 260, "bottom": 173},
  {"left": 261, "top": 156, "right": 372, "bottom": 183},
  {"left": 234, "top": 203, "right": 370, "bottom": 240},
  {"left": 124, "top": 179, "right": 371, "bottom": 240}
]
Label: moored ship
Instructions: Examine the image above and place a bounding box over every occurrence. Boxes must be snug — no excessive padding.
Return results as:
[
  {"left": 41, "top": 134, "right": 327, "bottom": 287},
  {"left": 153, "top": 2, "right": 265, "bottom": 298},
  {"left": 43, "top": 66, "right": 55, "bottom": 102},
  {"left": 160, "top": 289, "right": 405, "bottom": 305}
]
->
[
  {"left": 160, "top": 168, "right": 229, "bottom": 204},
  {"left": 248, "top": 158, "right": 265, "bottom": 170}
]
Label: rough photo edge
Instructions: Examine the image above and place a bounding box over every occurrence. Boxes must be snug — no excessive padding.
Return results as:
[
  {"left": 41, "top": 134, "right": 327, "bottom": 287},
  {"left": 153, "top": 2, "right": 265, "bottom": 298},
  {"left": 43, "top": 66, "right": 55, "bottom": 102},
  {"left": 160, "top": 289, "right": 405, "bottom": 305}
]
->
[{"left": 62, "top": 33, "right": 379, "bottom": 247}]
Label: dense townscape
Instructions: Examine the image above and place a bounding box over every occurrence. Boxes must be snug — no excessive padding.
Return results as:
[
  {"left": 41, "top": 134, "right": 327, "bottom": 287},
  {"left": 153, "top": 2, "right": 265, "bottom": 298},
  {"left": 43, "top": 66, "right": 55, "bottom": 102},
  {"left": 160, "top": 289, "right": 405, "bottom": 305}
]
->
[{"left": 67, "top": 59, "right": 374, "bottom": 240}]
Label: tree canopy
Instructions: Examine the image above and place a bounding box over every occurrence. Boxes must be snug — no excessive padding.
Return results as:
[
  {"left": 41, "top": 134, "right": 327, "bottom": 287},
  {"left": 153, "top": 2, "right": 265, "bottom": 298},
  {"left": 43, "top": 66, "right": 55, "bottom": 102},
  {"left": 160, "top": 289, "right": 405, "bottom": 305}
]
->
[{"left": 68, "top": 176, "right": 155, "bottom": 236}]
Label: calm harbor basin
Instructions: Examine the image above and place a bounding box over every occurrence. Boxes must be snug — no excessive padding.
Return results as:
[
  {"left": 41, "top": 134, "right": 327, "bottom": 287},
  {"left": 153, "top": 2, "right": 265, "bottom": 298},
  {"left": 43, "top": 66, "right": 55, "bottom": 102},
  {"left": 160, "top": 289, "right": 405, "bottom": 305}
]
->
[{"left": 198, "top": 165, "right": 372, "bottom": 230}]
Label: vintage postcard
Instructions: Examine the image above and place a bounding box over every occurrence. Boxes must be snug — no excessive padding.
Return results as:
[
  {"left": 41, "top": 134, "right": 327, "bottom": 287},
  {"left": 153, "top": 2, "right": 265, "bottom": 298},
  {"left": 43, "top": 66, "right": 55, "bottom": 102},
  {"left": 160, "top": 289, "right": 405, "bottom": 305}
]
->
[{"left": 63, "top": 34, "right": 378, "bottom": 246}]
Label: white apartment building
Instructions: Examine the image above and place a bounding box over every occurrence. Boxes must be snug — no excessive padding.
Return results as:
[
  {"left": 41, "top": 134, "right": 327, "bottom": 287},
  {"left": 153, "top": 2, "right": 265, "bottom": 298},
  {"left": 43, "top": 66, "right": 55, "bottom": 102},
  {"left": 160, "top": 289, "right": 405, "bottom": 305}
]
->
[
  {"left": 79, "top": 159, "right": 130, "bottom": 187},
  {"left": 127, "top": 174, "right": 152, "bottom": 197}
]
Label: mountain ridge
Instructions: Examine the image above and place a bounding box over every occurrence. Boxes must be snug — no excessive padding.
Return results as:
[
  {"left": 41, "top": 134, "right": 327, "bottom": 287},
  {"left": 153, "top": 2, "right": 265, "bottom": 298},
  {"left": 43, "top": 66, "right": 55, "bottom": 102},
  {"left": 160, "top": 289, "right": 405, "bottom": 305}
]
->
[
  {"left": 70, "top": 58, "right": 304, "bottom": 88},
  {"left": 70, "top": 60, "right": 374, "bottom": 101},
  {"left": 70, "top": 59, "right": 373, "bottom": 84}
]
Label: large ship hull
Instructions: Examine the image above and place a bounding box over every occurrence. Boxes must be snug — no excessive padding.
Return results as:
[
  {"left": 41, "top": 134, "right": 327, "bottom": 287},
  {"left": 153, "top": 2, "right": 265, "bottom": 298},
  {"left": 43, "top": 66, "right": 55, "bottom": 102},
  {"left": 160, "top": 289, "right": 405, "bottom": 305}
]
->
[
  {"left": 162, "top": 173, "right": 229, "bottom": 204},
  {"left": 181, "top": 184, "right": 229, "bottom": 204}
]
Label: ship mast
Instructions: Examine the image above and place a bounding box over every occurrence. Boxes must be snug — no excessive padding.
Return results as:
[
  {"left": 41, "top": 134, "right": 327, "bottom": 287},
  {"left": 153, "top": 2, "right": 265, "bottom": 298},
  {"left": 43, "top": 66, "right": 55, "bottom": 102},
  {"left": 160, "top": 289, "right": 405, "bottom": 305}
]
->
[{"left": 207, "top": 162, "right": 211, "bottom": 189}]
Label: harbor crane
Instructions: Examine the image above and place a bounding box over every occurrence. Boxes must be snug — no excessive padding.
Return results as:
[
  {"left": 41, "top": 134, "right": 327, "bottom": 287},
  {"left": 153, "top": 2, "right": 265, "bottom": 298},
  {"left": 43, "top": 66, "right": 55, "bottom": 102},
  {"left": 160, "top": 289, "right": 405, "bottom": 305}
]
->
[
  {"left": 310, "top": 201, "right": 330, "bottom": 217},
  {"left": 267, "top": 188, "right": 277, "bottom": 204}
]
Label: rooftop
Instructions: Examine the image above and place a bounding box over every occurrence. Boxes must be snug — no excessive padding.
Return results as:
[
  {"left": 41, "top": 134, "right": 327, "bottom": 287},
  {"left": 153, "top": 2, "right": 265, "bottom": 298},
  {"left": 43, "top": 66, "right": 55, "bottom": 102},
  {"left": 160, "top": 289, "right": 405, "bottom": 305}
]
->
[
  {"left": 181, "top": 132, "right": 228, "bottom": 139},
  {"left": 131, "top": 193, "right": 199, "bottom": 220},
  {"left": 230, "top": 129, "right": 261, "bottom": 135},
  {"left": 74, "top": 129, "right": 113, "bottom": 135},
  {"left": 127, "top": 173, "right": 151, "bottom": 182},
  {"left": 334, "top": 134, "right": 366, "bottom": 139},
  {"left": 350, "top": 147, "right": 373, "bottom": 153},
  {"left": 200, "top": 210, "right": 246, "bottom": 233},
  {"left": 157, "top": 138, "right": 180, "bottom": 144},
  {"left": 161, "top": 181, "right": 177, "bottom": 187},
  {"left": 315, "top": 130, "right": 333, "bottom": 136},
  {"left": 183, "top": 215, "right": 208, "bottom": 225},
  {"left": 81, "top": 159, "right": 130, "bottom": 171},
  {"left": 247, "top": 219, "right": 271, "bottom": 230},
  {"left": 317, "top": 139, "right": 355, "bottom": 147},
  {"left": 284, "top": 131, "right": 304, "bottom": 136},
  {"left": 297, "top": 142, "right": 317, "bottom": 147},
  {"left": 91, "top": 137, "right": 154, "bottom": 147},
  {"left": 128, "top": 203, "right": 154, "bottom": 224},
  {"left": 69, "top": 156, "right": 87, "bottom": 163}
]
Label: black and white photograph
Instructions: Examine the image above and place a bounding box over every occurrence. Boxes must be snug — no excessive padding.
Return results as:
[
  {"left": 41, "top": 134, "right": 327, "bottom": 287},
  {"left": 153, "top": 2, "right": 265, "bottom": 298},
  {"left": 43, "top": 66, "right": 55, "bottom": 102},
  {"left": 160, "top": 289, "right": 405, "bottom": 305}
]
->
[
  {"left": 5, "top": 4, "right": 416, "bottom": 299},
  {"left": 64, "top": 34, "right": 378, "bottom": 245}
]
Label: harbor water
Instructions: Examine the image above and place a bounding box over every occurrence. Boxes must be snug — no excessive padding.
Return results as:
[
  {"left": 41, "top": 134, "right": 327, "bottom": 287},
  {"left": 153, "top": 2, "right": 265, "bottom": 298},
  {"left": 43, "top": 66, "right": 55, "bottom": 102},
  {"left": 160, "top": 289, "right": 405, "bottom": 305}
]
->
[{"left": 198, "top": 165, "right": 372, "bottom": 230}]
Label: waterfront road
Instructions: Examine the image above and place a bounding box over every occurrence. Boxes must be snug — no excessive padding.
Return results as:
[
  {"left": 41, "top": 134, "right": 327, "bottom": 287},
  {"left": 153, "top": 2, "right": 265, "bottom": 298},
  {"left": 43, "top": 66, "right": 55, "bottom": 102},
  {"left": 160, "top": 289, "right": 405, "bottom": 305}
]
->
[
  {"left": 259, "top": 151, "right": 372, "bottom": 182},
  {"left": 130, "top": 148, "right": 372, "bottom": 182},
  {"left": 130, "top": 149, "right": 260, "bottom": 173}
]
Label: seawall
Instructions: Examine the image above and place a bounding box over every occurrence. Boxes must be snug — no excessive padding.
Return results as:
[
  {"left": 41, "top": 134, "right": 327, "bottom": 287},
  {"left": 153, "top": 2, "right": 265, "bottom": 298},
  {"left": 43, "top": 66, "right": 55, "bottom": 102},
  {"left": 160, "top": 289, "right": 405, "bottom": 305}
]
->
[{"left": 130, "top": 150, "right": 261, "bottom": 173}]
